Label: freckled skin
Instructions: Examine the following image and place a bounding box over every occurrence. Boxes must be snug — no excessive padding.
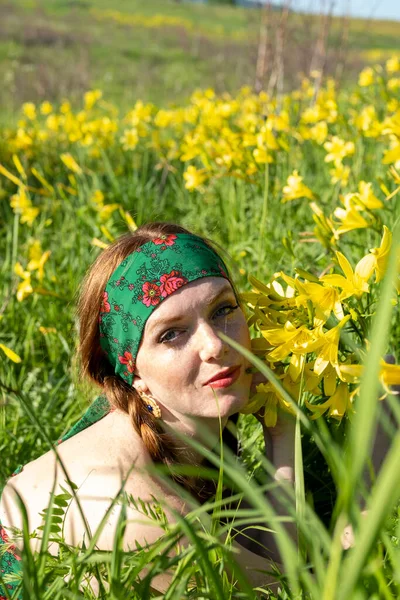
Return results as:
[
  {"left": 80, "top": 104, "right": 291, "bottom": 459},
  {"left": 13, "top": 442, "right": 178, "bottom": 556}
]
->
[{"left": 132, "top": 277, "right": 253, "bottom": 423}]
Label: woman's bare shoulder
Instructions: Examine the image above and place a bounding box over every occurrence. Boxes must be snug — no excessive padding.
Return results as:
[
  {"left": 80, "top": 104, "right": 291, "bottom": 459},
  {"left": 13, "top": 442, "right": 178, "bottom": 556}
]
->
[{"left": 0, "top": 411, "right": 152, "bottom": 544}]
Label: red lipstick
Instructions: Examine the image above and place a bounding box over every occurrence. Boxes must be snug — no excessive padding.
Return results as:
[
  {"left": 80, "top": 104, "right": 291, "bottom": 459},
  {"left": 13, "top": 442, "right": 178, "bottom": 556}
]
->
[{"left": 204, "top": 366, "right": 241, "bottom": 389}]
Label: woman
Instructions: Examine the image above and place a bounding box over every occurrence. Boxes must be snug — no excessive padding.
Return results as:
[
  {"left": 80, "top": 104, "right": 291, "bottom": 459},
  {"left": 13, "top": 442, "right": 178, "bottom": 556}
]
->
[{"left": 0, "top": 222, "right": 295, "bottom": 596}]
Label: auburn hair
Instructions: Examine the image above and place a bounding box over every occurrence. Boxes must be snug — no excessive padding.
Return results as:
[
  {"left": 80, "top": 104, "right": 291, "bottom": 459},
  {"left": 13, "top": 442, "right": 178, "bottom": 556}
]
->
[{"left": 75, "top": 222, "right": 241, "bottom": 495}]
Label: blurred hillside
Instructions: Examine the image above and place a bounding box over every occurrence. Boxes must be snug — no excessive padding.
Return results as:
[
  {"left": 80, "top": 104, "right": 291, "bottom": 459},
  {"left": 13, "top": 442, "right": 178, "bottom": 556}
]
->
[{"left": 1, "top": 0, "right": 399, "bottom": 117}]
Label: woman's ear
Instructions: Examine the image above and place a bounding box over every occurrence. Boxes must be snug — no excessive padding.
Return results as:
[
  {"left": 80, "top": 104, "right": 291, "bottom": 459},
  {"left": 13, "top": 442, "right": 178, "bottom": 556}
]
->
[{"left": 132, "top": 375, "right": 150, "bottom": 396}]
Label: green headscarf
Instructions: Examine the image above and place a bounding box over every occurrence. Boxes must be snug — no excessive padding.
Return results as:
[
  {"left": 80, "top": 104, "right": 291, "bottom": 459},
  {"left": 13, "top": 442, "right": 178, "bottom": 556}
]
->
[{"left": 99, "top": 233, "right": 231, "bottom": 384}]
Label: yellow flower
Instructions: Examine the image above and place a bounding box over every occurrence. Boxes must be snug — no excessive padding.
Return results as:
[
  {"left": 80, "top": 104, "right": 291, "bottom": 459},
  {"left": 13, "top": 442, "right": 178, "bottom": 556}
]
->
[
  {"left": 305, "top": 362, "right": 337, "bottom": 396},
  {"left": 281, "top": 170, "right": 314, "bottom": 203},
  {"left": 296, "top": 280, "right": 344, "bottom": 325},
  {"left": 120, "top": 128, "right": 139, "bottom": 150},
  {"left": 14, "top": 262, "right": 33, "bottom": 302},
  {"left": 60, "top": 153, "right": 83, "bottom": 175},
  {"left": 340, "top": 359, "right": 400, "bottom": 394},
  {"left": 10, "top": 187, "right": 39, "bottom": 226},
  {"left": 90, "top": 189, "right": 105, "bottom": 207},
  {"left": 84, "top": 89, "right": 103, "bottom": 110},
  {"left": 329, "top": 163, "right": 350, "bottom": 187},
  {"left": 324, "top": 136, "right": 355, "bottom": 165},
  {"left": 241, "top": 374, "right": 297, "bottom": 427},
  {"left": 382, "top": 140, "right": 400, "bottom": 167},
  {"left": 0, "top": 343, "right": 22, "bottom": 363},
  {"left": 357, "top": 181, "right": 383, "bottom": 209},
  {"left": 358, "top": 67, "right": 374, "bottom": 87},
  {"left": 98, "top": 203, "right": 120, "bottom": 222},
  {"left": 27, "top": 240, "right": 51, "bottom": 282},
  {"left": 10, "top": 187, "right": 31, "bottom": 212},
  {"left": 368, "top": 225, "right": 392, "bottom": 282},
  {"left": 306, "top": 382, "right": 351, "bottom": 420},
  {"left": 253, "top": 147, "right": 273, "bottom": 164},
  {"left": 386, "top": 56, "right": 400, "bottom": 74},
  {"left": 20, "top": 207, "right": 40, "bottom": 226},
  {"left": 321, "top": 252, "right": 374, "bottom": 300},
  {"left": 313, "top": 317, "right": 351, "bottom": 375},
  {"left": 263, "top": 322, "right": 315, "bottom": 362},
  {"left": 333, "top": 199, "right": 370, "bottom": 235},
  {"left": 22, "top": 102, "right": 36, "bottom": 120},
  {"left": 183, "top": 165, "right": 207, "bottom": 191},
  {"left": 40, "top": 101, "right": 53, "bottom": 115},
  {"left": 39, "top": 326, "right": 57, "bottom": 335},
  {"left": 309, "top": 121, "right": 328, "bottom": 144}
]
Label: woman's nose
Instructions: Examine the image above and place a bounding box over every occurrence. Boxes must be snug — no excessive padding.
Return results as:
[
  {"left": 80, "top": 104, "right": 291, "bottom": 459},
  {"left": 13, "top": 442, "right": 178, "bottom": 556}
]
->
[{"left": 197, "top": 323, "right": 228, "bottom": 362}]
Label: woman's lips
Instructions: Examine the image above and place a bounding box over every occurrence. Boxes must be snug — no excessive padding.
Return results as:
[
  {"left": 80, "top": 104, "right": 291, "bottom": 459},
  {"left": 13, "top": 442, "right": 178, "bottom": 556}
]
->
[{"left": 205, "top": 366, "right": 241, "bottom": 389}]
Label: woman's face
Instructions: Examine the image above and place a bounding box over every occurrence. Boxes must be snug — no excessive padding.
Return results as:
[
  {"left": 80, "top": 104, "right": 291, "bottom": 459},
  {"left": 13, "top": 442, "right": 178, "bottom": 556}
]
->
[{"left": 133, "top": 277, "right": 252, "bottom": 420}]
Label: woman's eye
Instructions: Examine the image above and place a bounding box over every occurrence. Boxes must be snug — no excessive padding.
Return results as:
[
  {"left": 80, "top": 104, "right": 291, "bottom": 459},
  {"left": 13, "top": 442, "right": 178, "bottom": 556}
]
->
[
  {"left": 159, "top": 329, "right": 181, "bottom": 344},
  {"left": 214, "top": 304, "right": 239, "bottom": 318}
]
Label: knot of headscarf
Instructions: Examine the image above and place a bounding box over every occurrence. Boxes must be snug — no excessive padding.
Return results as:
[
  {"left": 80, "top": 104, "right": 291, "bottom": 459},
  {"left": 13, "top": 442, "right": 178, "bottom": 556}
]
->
[{"left": 99, "top": 233, "right": 231, "bottom": 385}]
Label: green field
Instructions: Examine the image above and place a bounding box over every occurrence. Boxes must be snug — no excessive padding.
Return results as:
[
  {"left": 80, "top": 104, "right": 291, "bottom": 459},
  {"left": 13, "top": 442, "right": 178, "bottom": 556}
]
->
[
  {"left": 1, "top": 1, "right": 400, "bottom": 598},
  {"left": 1, "top": 0, "right": 399, "bottom": 118}
]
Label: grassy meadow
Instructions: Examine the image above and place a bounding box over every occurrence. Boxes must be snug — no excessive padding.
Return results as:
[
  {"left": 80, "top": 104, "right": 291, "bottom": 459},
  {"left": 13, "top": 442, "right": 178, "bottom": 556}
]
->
[{"left": 1, "top": 0, "right": 400, "bottom": 598}]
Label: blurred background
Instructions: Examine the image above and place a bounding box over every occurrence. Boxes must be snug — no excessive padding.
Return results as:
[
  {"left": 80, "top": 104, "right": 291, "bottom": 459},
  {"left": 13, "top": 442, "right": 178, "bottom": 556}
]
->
[{"left": 1, "top": 0, "right": 399, "bottom": 119}]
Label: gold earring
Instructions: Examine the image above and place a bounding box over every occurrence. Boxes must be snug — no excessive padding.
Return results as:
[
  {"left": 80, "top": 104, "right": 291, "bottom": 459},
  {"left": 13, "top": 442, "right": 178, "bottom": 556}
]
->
[{"left": 139, "top": 392, "right": 162, "bottom": 419}]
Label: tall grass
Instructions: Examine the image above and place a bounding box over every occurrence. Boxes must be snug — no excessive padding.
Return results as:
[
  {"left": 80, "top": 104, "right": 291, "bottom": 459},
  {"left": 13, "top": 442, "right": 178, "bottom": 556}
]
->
[{"left": 1, "top": 71, "right": 400, "bottom": 596}]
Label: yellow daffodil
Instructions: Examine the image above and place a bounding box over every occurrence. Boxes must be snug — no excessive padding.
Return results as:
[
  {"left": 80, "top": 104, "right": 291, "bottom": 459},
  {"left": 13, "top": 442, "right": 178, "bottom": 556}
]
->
[
  {"left": 340, "top": 359, "right": 400, "bottom": 394},
  {"left": 329, "top": 163, "right": 350, "bottom": 187},
  {"left": 27, "top": 240, "right": 51, "bottom": 282},
  {"left": 324, "top": 136, "right": 355, "bottom": 165},
  {"left": 241, "top": 374, "right": 297, "bottom": 427},
  {"left": 98, "top": 203, "right": 120, "bottom": 222},
  {"left": 281, "top": 170, "right": 314, "bottom": 203},
  {"left": 10, "top": 187, "right": 39, "bottom": 227},
  {"left": 14, "top": 262, "right": 33, "bottom": 302},
  {"left": 40, "top": 101, "right": 53, "bottom": 115},
  {"left": 306, "top": 382, "right": 351, "bottom": 420},
  {"left": 333, "top": 200, "right": 371, "bottom": 235},
  {"left": 120, "top": 128, "right": 139, "bottom": 150},
  {"left": 84, "top": 89, "right": 103, "bottom": 110},
  {"left": 305, "top": 362, "right": 337, "bottom": 396},
  {"left": 321, "top": 252, "right": 374, "bottom": 300},
  {"left": 90, "top": 189, "right": 105, "bottom": 206},
  {"left": 358, "top": 67, "right": 374, "bottom": 87},
  {"left": 368, "top": 226, "right": 392, "bottom": 282},
  {"left": 60, "top": 153, "right": 83, "bottom": 175},
  {"left": 382, "top": 140, "right": 400, "bottom": 167},
  {"left": 38, "top": 326, "right": 57, "bottom": 335},
  {"left": 386, "top": 57, "right": 400, "bottom": 74},
  {"left": 0, "top": 343, "right": 22, "bottom": 363},
  {"left": 183, "top": 165, "right": 207, "bottom": 191},
  {"left": 22, "top": 102, "right": 36, "bottom": 120},
  {"left": 357, "top": 181, "right": 383, "bottom": 209},
  {"left": 263, "top": 322, "right": 316, "bottom": 362}
]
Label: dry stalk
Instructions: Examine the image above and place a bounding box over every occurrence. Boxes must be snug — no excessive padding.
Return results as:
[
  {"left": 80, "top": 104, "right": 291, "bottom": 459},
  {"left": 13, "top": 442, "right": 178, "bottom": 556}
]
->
[
  {"left": 267, "top": 0, "right": 291, "bottom": 104},
  {"left": 309, "top": 0, "right": 336, "bottom": 101},
  {"left": 255, "top": 0, "right": 272, "bottom": 93}
]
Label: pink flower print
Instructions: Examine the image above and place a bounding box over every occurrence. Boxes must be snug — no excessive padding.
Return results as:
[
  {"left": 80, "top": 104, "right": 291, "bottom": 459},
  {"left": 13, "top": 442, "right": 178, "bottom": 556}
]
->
[
  {"left": 128, "top": 283, "right": 135, "bottom": 291},
  {"left": 151, "top": 253, "right": 156, "bottom": 258},
  {"left": 100, "top": 291, "right": 111, "bottom": 313},
  {"left": 114, "top": 304, "right": 120, "bottom": 312},
  {"left": 142, "top": 282, "right": 162, "bottom": 306},
  {"left": 201, "top": 269, "right": 208, "bottom": 275},
  {"left": 159, "top": 270, "right": 188, "bottom": 298},
  {"left": 118, "top": 351, "right": 136, "bottom": 373},
  {"left": 218, "top": 263, "right": 228, "bottom": 278},
  {"left": 153, "top": 234, "right": 177, "bottom": 246}
]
